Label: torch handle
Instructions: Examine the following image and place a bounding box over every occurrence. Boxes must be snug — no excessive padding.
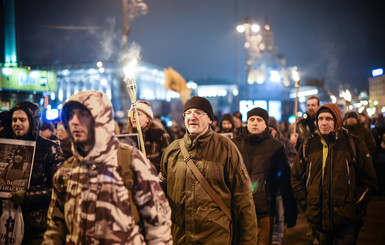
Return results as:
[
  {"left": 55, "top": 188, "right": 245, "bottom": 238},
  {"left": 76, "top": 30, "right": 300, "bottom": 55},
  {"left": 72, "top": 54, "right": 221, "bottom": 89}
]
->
[
  {"left": 133, "top": 107, "right": 147, "bottom": 156},
  {"left": 126, "top": 80, "right": 147, "bottom": 156},
  {"left": 293, "top": 80, "right": 300, "bottom": 134}
]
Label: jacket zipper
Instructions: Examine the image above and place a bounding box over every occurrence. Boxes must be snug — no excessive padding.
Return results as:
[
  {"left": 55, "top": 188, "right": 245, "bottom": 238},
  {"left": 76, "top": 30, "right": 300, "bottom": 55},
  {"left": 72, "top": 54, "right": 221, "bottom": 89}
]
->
[{"left": 330, "top": 146, "right": 334, "bottom": 230}]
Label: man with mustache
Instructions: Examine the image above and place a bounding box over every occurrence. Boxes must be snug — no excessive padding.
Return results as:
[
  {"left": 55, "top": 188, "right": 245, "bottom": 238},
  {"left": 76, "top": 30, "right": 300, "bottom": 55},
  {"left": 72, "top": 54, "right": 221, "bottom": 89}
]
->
[{"left": 160, "top": 96, "right": 258, "bottom": 244}]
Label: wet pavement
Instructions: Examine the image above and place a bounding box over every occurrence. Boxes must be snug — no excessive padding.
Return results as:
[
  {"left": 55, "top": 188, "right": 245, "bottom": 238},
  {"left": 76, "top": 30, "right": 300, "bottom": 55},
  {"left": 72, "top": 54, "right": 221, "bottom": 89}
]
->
[{"left": 281, "top": 195, "right": 385, "bottom": 245}]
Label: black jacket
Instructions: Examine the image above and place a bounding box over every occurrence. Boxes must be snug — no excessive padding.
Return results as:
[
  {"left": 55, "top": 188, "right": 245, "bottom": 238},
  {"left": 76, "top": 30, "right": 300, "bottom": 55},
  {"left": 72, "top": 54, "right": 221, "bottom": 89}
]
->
[
  {"left": 291, "top": 129, "right": 377, "bottom": 231},
  {"left": 233, "top": 127, "right": 297, "bottom": 226},
  {"left": 5, "top": 102, "right": 63, "bottom": 241}
]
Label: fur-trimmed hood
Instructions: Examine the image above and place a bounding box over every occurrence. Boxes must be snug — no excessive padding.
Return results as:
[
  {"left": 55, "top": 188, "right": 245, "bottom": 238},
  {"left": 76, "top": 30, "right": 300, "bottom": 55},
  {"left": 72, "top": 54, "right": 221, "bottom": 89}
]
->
[{"left": 61, "top": 90, "right": 119, "bottom": 164}]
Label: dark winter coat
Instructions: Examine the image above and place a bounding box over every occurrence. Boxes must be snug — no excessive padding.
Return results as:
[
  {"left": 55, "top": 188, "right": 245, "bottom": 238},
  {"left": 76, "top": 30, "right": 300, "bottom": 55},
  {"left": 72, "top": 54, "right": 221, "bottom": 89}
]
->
[
  {"left": 344, "top": 123, "right": 377, "bottom": 155},
  {"left": 126, "top": 121, "right": 171, "bottom": 172},
  {"left": 291, "top": 129, "right": 377, "bottom": 232},
  {"left": 6, "top": 102, "right": 63, "bottom": 241},
  {"left": 232, "top": 127, "right": 297, "bottom": 226},
  {"left": 296, "top": 114, "right": 317, "bottom": 149}
]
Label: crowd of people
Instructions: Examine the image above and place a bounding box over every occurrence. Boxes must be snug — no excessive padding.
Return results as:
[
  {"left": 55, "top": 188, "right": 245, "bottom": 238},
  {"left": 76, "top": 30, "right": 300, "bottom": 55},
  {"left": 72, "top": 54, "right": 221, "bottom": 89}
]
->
[{"left": 0, "top": 91, "right": 383, "bottom": 245}]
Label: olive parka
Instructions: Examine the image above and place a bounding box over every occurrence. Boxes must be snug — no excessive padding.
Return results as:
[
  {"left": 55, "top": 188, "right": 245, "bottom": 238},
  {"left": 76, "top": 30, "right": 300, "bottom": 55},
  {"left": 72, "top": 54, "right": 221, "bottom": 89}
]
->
[{"left": 160, "top": 128, "right": 258, "bottom": 245}]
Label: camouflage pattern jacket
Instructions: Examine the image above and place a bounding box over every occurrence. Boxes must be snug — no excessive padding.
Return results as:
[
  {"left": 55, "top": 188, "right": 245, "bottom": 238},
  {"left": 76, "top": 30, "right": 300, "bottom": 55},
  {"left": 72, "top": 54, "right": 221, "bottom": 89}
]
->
[{"left": 43, "top": 90, "right": 172, "bottom": 244}]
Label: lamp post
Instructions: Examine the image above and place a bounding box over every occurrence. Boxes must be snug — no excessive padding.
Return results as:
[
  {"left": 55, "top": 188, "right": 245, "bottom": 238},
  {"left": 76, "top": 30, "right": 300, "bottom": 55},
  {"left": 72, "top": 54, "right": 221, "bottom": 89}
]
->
[
  {"left": 236, "top": 17, "right": 262, "bottom": 99},
  {"left": 121, "top": 0, "right": 148, "bottom": 52}
]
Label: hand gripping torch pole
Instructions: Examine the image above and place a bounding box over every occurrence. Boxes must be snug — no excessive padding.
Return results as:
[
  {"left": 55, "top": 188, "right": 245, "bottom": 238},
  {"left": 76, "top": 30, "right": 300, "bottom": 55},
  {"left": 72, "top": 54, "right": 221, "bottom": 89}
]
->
[{"left": 125, "top": 77, "right": 146, "bottom": 156}]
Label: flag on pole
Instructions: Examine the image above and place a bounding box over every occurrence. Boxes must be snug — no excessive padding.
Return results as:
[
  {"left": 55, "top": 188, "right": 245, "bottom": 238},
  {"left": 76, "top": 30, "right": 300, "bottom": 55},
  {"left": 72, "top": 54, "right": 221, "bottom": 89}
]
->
[{"left": 164, "top": 67, "right": 191, "bottom": 102}]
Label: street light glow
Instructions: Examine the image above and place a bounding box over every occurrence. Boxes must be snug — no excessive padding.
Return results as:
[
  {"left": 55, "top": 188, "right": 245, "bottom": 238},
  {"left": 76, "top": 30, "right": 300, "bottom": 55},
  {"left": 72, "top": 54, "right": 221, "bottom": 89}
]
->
[
  {"left": 251, "top": 24, "right": 260, "bottom": 32},
  {"left": 236, "top": 24, "right": 246, "bottom": 33},
  {"left": 269, "top": 70, "right": 280, "bottom": 82}
]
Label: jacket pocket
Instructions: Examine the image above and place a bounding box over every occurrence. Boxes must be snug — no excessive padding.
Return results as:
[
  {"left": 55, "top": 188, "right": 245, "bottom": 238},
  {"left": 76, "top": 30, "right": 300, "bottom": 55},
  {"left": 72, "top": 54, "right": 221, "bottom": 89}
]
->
[
  {"left": 252, "top": 176, "right": 271, "bottom": 215},
  {"left": 332, "top": 197, "right": 357, "bottom": 227},
  {"left": 305, "top": 194, "right": 321, "bottom": 226}
]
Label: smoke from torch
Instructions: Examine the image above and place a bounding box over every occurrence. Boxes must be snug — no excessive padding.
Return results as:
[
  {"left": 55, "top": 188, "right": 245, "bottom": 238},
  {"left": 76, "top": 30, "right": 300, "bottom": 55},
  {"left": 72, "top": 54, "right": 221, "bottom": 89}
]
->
[{"left": 123, "top": 43, "right": 146, "bottom": 155}]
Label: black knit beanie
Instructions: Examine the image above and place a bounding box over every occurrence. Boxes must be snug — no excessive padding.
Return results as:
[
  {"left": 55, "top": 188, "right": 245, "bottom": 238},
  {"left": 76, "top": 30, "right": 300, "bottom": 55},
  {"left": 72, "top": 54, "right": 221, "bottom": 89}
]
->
[
  {"left": 247, "top": 107, "right": 269, "bottom": 125},
  {"left": 183, "top": 96, "right": 214, "bottom": 120}
]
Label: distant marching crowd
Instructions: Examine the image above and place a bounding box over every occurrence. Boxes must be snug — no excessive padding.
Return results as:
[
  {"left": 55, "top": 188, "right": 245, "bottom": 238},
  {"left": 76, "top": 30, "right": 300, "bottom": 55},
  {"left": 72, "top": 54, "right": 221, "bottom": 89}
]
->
[{"left": 0, "top": 91, "right": 383, "bottom": 245}]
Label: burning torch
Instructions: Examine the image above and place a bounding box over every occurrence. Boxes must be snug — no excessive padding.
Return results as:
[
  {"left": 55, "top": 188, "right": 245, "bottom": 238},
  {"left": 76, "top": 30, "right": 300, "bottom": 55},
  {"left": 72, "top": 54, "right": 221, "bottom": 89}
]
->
[{"left": 123, "top": 50, "right": 146, "bottom": 155}]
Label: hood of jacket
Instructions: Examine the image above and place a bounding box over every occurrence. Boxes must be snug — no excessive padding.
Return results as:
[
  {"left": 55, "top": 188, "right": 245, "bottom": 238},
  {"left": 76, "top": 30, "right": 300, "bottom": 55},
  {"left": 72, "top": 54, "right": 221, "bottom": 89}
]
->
[
  {"left": 239, "top": 126, "right": 271, "bottom": 144},
  {"left": 316, "top": 103, "right": 342, "bottom": 131},
  {"left": 61, "top": 90, "right": 119, "bottom": 164},
  {"left": 9, "top": 101, "right": 40, "bottom": 140}
]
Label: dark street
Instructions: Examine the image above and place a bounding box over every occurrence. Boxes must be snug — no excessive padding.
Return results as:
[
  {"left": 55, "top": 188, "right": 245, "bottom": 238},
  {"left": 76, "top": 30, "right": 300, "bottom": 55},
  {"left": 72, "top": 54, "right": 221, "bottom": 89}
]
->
[{"left": 282, "top": 195, "right": 385, "bottom": 245}]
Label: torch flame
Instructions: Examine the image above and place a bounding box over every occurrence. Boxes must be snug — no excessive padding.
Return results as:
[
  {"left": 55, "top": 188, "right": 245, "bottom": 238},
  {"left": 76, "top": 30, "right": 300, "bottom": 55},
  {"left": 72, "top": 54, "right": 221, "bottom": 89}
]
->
[{"left": 123, "top": 42, "right": 142, "bottom": 79}]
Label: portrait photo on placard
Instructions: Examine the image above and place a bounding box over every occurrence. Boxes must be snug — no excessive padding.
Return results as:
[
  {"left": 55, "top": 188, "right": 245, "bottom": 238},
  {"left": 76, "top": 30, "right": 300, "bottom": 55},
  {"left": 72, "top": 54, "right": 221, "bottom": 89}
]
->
[{"left": 0, "top": 139, "right": 36, "bottom": 196}]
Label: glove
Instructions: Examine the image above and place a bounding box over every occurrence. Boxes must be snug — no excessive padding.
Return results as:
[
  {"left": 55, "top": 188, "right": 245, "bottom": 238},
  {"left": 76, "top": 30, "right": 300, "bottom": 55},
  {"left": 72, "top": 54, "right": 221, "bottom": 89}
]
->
[{"left": 10, "top": 190, "right": 26, "bottom": 206}]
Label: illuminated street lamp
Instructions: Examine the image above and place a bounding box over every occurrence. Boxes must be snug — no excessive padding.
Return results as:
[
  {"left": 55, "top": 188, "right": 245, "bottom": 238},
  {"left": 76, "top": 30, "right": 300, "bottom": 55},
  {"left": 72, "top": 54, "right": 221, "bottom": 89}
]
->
[{"left": 236, "top": 18, "right": 263, "bottom": 98}]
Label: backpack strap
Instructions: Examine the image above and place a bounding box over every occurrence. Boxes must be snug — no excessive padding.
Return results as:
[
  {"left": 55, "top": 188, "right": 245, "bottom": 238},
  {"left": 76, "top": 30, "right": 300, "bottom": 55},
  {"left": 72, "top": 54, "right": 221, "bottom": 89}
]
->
[
  {"left": 300, "top": 134, "right": 314, "bottom": 180},
  {"left": 348, "top": 134, "right": 357, "bottom": 163},
  {"left": 117, "top": 143, "right": 140, "bottom": 223},
  {"left": 178, "top": 140, "right": 232, "bottom": 222}
]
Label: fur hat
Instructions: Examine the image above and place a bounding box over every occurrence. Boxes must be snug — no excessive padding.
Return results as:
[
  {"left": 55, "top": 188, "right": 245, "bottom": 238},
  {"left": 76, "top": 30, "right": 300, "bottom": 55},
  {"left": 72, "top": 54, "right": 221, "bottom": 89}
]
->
[
  {"left": 247, "top": 107, "right": 269, "bottom": 125},
  {"left": 316, "top": 103, "right": 342, "bottom": 129},
  {"left": 183, "top": 96, "right": 214, "bottom": 120},
  {"left": 130, "top": 100, "right": 153, "bottom": 119}
]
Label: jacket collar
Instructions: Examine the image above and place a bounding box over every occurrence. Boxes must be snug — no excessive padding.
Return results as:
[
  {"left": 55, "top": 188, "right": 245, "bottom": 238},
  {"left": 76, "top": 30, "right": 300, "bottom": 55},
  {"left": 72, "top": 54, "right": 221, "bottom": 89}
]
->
[{"left": 184, "top": 127, "right": 214, "bottom": 150}]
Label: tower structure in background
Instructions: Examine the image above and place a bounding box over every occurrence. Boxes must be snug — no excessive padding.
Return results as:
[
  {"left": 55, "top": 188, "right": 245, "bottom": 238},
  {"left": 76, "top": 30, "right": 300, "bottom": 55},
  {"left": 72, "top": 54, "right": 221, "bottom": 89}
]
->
[{"left": 3, "top": 0, "right": 17, "bottom": 65}]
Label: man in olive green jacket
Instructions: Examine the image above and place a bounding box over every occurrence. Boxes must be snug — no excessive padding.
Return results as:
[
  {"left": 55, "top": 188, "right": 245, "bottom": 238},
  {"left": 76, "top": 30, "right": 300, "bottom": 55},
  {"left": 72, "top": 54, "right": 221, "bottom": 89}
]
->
[{"left": 160, "top": 96, "right": 258, "bottom": 245}]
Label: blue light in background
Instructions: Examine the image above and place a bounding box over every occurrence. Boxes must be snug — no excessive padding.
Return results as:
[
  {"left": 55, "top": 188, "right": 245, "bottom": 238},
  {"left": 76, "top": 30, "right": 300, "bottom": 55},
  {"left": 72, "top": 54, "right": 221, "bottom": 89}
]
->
[
  {"left": 288, "top": 115, "right": 296, "bottom": 124},
  {"left": 372, "top": 68, "right": 383, "bottom": 77}
]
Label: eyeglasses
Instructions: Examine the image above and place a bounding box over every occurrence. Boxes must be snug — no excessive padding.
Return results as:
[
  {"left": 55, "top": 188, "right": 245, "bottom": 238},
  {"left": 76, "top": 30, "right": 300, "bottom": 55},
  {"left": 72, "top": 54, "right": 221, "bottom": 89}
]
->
[{"left": 182, "top": 110, "right": 207, "bottom": 119}]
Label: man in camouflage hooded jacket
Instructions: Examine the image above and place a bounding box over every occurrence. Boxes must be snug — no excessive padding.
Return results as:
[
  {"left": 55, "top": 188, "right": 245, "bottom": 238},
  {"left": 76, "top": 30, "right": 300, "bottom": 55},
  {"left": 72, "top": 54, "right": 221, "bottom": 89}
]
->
[{"left": 43, "top": 90, "right": 172, "bottom": 244}]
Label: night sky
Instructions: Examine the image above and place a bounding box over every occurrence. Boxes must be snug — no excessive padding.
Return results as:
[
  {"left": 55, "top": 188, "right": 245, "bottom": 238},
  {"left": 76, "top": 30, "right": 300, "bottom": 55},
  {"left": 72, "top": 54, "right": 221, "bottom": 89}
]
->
[{"left": 14, "top": 0, "right": 385, "bottom": 93}]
